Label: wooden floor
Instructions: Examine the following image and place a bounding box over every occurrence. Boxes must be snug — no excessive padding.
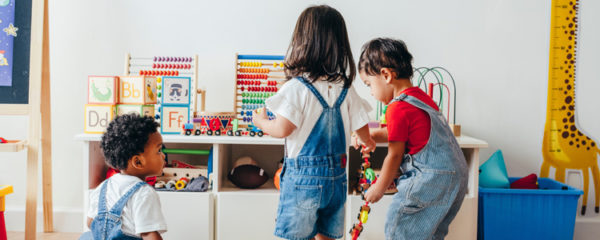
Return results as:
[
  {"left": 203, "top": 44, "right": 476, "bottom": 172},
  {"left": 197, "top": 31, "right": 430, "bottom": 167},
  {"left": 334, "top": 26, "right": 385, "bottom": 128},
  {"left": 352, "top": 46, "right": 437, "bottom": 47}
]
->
[{"left": 6, "top": 232, "right": 81, "bottom": 240}]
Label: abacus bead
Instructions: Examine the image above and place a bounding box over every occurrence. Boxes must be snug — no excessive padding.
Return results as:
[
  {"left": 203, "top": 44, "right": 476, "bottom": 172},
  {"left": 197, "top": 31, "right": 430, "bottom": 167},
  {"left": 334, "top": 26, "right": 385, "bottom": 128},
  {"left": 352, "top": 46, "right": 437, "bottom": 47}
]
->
[{"left": 154, "top": 56, "right": 157, "bottom": 61}]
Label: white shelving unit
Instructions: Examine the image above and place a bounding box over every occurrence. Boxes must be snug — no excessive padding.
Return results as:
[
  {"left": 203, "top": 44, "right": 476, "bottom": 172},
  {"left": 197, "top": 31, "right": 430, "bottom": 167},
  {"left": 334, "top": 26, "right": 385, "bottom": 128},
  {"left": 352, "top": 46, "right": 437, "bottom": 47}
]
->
[{"left": 76, "top": 134, "right": 487, "bottom": 240}]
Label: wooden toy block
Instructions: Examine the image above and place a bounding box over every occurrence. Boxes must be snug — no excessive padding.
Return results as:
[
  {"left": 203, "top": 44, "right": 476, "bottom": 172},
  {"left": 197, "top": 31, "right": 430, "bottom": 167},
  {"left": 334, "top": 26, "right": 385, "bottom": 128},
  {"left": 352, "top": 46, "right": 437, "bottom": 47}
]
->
[
  {"left": 160, "top": 105, "right": 190, "bottom": 134},
  {"left": 117, "top": 104, "right": 155, "bottom": 118},
  {"left": 450, "top": 124, "right": 461, "bottom": 136},
  {"left": 85, "top": 104, "right": 116, "bottom": 134},
  {"left": 161, "top": 76, "right": 191, "bottom": 106},
  {"left": 119, "top": 76, "right": 157, "bottom": 104},
  {"left": 88, "top": 76, "right": 119, "bottom": 104}
]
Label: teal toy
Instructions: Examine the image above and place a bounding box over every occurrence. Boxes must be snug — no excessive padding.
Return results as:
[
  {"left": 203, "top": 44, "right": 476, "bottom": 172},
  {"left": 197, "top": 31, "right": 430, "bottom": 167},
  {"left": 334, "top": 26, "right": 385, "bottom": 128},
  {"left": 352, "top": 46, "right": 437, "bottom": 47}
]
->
[{"left": 479, "top": 150, "right": 510, "bottom": 188}]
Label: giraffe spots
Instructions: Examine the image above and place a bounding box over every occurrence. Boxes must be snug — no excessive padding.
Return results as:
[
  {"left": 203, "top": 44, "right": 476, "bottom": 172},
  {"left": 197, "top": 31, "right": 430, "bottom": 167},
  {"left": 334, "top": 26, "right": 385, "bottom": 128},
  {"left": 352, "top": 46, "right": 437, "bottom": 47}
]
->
[
  {"left": 567, "top": 112, "right": 572, "bottom": 117},
  {"left": 588, "top": 147, "right": 591, "bottom": 150},
  {"left": 570, "top": 115, "right": 575, "bottom": 123},
  {"left": 576, "top": 138, "right": 579, "bottom": 142},
  {"left": 586, "top": 136, "right": 590, "bottom": 140},
  {"left": 570, "top": 125, "right": 576, "bottom": 131},
  {"left": 569, "top": 45, "right": 572, "bottom": 49},
  {"left": 571, "top": 133, "right": 575, "bottom": 138},
  {"left": 563, "top": 131, "right": 569, "bottom": 138},
  {"left": 565, "top": 69, "right": 569, "bottom": 74},
  {"left": 577, "top": 144, "right": 580, "bottom": 148},
  {"left": 565, "top": 79, "right": 569, "bottom": 84},
  {"left": 567, "top": 85, "right": 572, "bottom": 90},
  {"left": 563, "top": 118, "right": 568, "bottom": 123},
  {"left": 582, "top": 140, "right": 587, "bottom": 145},
  {"left": 592, "top": 142, "right": 596, "bottom": 147},
  {"left": 570, "top": 30, "right": 575, "bottom": 35},
  {"left": 564, "top": 30, "right": 568, "bottom": 34},
  {"left": 564, "top": 91, "right": 568, "bottom": 94},
  {"left": 561, "top": 106, "right": 566, "bottom": 110},
  {"left": 578, "top": 131, "right": 583, "bottom": 136},
  {"left": 564, "top": 125, "right": 569, "bottom": 129},
  {"left": 569, "top": 105, "right": 574, "bottom": 111},
  {"left": 567, "top": 53, "right": 573, "bottom": 59},
  {"left": 569, "top": 36, "right": 573, "bottom": 40},
  {"left": 569, "top": 141, "right": 574, "bottom": 146}
]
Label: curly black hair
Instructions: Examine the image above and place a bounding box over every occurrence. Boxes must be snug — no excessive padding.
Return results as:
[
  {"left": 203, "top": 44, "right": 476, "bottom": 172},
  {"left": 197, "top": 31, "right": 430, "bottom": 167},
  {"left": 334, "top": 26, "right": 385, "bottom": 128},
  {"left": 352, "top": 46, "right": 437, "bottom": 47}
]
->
[
  {"left": 100, "top": 113, "right": 159, "bottom": 170},
  {"left": 358, "top": 38, "right": 413, "bottom": 79}
]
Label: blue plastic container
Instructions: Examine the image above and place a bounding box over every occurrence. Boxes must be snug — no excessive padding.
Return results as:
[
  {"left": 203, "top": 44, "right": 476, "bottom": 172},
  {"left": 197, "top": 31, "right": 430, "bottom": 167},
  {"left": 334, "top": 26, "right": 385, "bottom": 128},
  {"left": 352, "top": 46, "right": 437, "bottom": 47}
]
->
[{"left": 478, "top": 177, "right": 583, "bottom": 240}]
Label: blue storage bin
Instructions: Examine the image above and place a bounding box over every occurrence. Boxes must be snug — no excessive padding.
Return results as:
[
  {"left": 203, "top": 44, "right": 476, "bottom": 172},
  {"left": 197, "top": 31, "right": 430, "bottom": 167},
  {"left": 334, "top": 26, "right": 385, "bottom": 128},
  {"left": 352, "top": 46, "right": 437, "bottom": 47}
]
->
[{"left": 478, "top": 177, "right": 583, "bottom": 240}]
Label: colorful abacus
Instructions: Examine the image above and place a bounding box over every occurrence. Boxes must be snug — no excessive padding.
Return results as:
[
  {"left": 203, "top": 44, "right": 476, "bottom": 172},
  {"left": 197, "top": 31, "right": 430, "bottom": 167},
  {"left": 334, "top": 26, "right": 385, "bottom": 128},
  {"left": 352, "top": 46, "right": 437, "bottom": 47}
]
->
[
  {"left": 235, "top": 54, "right": 286, "bottom": 130},
  {"left": 125, "top": 54, "right": 199, "bottom": 123}
]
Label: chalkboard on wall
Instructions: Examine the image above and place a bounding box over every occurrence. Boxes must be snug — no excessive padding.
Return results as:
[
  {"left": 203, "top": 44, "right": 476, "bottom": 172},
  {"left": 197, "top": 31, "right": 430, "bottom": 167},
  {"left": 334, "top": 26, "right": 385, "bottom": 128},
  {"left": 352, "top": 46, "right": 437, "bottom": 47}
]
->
[{"left": 0, "top": 0, "right": 32, "bottom": 104}]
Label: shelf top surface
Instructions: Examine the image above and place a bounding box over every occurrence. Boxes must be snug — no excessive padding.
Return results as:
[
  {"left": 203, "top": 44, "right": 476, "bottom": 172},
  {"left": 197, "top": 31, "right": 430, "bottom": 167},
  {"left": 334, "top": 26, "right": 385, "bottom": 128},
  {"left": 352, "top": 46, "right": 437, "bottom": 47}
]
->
[{"left": 75, "top": 133, "right": 488, "bottom": 148}]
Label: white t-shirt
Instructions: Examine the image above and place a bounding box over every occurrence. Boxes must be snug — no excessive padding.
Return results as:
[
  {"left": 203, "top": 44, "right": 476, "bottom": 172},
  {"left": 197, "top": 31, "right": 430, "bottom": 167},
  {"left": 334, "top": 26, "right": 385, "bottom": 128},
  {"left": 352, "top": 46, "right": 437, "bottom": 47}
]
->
[
  {"left": 266, "top": 78, "right": 372, "bottom": 158},
  {"left": 87, "top": 174, "right": 167, "bottom": 237}
]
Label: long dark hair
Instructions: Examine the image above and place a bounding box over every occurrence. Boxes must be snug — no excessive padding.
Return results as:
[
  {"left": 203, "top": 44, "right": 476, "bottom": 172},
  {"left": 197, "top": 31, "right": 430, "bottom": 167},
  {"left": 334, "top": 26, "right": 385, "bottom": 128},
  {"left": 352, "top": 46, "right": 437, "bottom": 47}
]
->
[{"left": 284, "top": 5, "right": 355, "bottom": 88}]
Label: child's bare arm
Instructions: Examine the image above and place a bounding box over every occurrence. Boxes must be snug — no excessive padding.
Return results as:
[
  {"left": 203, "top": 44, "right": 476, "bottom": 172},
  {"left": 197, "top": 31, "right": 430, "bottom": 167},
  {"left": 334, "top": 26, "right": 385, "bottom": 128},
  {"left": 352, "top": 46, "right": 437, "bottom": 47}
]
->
[
  {"left": 252, "top": 107, "right": 296, "bottom": 138},
  {"left": 364, "top": 141, "right": 405, "bottom": 203},
  {"left": 141, "top": 231, "right": 163, "bottom": 240},
  {"left": 370, "top": 127, "right": 388, "bottom": 143},
  {"left": 87, "top": 217, "right": 93, "bottom": 228}
]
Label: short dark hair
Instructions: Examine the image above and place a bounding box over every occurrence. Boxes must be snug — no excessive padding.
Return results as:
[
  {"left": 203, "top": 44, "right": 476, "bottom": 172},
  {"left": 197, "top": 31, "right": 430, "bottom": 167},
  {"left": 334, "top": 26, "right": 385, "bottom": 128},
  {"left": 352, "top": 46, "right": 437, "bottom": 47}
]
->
[
  {"left": 284, "top": 5, "right": 355, "bottom": 88},
  {"left": 100, "top": 113, "right": 159, "bottom": 170},
  {"left": 358, "top": 38, "right": 413, "bottom": 79}
]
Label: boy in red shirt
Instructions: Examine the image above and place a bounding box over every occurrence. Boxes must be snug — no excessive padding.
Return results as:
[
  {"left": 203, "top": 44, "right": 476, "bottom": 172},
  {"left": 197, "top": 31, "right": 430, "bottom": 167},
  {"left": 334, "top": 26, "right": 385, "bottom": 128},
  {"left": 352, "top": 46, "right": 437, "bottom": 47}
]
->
[{"left": 355, "top": 38, "right": 468, "bottom": 240}]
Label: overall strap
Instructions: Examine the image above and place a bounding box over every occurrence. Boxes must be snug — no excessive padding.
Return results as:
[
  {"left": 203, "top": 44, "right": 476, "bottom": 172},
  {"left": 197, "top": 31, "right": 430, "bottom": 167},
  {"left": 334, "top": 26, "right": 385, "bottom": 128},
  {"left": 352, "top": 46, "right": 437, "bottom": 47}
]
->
[
  {"left": 333, "top": 87, "right": 349, "bottom": 109},
  {"left": 97, "top": 180, "right": 110, "bottom": 213},
  {"left": 296, "top": 77, "right": 329, "bottom": 109},
  {"left": 109, "top": 182, "right": 146, "bottom": 216}
]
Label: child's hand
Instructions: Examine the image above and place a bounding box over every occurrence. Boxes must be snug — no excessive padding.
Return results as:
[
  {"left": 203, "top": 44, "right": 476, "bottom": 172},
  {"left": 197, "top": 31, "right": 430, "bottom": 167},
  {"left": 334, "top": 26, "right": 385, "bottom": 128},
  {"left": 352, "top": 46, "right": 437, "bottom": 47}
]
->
[
  {"left": 364, "top": 182, "right": 385, "bottom": 203},
  {"left": 252, "top": 107, "right": 268, "bottom": 128},
  {"left": 352, "top": 134, "right": 376, "bottom": 157}
]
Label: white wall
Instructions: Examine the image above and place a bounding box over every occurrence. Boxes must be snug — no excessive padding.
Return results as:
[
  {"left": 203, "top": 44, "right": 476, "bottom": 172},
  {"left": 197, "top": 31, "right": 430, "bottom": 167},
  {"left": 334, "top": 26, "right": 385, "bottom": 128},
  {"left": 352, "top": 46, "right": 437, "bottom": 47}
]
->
[{"left": 1, "top": 0, "right": 599, "bottom": 236}]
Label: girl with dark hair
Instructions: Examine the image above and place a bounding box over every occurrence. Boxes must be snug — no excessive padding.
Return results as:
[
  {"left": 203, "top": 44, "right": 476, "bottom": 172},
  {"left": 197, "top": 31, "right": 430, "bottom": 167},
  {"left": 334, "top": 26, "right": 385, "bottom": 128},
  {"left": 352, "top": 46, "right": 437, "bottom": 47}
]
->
[{"left": 252, "top": 5, "right": 375, "bottom": 240}]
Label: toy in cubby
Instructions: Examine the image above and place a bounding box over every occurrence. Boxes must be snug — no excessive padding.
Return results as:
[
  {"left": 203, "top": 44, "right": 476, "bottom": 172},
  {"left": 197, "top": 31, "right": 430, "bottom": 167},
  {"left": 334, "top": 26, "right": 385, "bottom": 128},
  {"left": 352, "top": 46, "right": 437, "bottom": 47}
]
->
[
  {"left": 233, "top": 54, "right": 285, "bottom": 136},
  {"left": 119, "top": 76, "right": 158, "bottom": 104},
  {"left": 88, "top": 76, "right": 119, "bottom": 104}
]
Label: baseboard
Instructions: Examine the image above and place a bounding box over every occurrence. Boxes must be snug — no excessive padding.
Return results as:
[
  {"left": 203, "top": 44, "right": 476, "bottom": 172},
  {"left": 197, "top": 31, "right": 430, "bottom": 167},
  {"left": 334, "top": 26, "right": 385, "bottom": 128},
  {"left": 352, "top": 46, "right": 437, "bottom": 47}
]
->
[
  {"left": 3, "top": 207, "right": 84, "bottom": 233},
  {"left": 575, "top": 218, "right": 600, "bottom": 240}
]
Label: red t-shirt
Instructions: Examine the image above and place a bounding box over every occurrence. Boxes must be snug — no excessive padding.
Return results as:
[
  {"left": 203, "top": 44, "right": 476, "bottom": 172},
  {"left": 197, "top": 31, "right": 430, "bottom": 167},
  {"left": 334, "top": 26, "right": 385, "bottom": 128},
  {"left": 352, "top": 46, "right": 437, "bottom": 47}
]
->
[{"left": 386, "top": 87, "right": 439, "bottom": 155}]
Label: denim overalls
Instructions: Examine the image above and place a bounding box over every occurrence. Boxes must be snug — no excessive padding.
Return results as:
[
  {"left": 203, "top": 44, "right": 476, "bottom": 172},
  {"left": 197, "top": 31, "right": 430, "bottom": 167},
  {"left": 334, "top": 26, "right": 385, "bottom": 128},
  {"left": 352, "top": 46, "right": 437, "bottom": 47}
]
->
[
  {"left": 80, "top": 181, "right": 146, "bottom": 240},
  {"left": 274, "top": 77, "right": 349, "bottom": 240},
  {"left": 385, "top": 93, "right": 468, "bottom": 240}
]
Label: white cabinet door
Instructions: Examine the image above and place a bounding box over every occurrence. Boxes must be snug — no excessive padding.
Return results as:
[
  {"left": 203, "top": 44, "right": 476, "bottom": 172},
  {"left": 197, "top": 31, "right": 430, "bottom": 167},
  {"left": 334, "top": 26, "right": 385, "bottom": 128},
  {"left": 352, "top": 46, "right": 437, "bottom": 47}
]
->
[
  {"left": 216, "top": 192, "right": 280, "bottom": 240},
  {"left": 158, "top": 192, "right": 213, "bottom": 240}
]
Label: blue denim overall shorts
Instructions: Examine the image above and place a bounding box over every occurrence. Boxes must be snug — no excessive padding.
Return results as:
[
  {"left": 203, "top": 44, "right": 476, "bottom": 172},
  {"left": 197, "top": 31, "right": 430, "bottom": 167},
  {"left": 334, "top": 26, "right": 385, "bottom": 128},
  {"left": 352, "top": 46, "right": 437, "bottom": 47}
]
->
[
  {"left": 274, "top": 77, "right": 349, "bottom": 240},
  {"left": 80, "top": 181, "right": 146, "bottom": 240},
  {"left": 385, "top": 94, "right": 468, "bottom": 240}
]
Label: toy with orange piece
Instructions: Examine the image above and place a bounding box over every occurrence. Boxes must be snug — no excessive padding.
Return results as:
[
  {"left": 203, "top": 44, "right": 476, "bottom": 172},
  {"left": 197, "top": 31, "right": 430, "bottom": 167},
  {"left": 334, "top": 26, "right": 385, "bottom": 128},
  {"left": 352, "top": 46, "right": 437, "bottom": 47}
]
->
[{"left": 349, "top": 149, "right": 377, "bottom": 240}]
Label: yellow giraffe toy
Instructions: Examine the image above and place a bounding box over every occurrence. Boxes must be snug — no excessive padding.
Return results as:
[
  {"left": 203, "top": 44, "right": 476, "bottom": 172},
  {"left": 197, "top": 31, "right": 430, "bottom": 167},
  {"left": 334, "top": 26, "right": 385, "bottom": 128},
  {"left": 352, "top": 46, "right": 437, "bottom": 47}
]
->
[{"left": 541, "top": 0, "right": 600, "bottom": 215}]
